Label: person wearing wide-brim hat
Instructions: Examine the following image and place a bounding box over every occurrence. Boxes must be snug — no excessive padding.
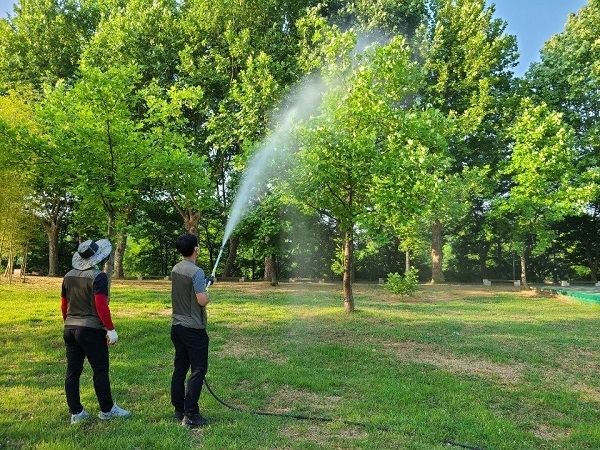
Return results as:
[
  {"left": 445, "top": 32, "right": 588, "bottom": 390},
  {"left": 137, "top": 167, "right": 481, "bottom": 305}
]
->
[{"left": 61, "top": 238, "right": 131, "bottom": 424}]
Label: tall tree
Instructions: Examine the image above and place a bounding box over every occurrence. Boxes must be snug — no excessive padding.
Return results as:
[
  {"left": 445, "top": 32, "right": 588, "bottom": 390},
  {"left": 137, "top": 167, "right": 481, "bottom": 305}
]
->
[
  {"left": 0, "top": 91, "right": 73, "bottom": 276},
  {"left": 293, "top": 12, "right": 448, "bottom": 311},
  {"left": 176, "top": 0, "right": 315, "bottom": 275},
  {"left": 495, "top": 99, "right": 579, "bottom": 288},
  {"left": 76, "top": 0, "right": 213, "bottom": 270},
  {"left": 0, "top": 0, "right": 109, "bottom": 275},
  {"left": 202, "top": 50, "right": 284, "bottom": 275},
  {"left": 416, "top": 0, "right": 518, "bottom": 282},
  {"left": 37, "top": 65, "right": 151, "bottom": 277},
  {"left": 524, "top": 0, "right": 600, "bottom": 280}
]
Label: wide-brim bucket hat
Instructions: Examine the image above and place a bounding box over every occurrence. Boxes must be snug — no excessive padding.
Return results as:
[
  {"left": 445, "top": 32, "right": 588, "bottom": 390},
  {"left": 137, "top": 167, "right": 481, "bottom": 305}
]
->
[{"left": 72, "top": 239, "right": 112, "bottom": 270}]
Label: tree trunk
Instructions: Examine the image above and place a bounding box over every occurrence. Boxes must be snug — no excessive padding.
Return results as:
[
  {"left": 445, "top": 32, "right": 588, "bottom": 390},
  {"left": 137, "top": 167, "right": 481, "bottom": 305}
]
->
[
  {"left": 343, "top": 229, "right": 355, "bottom": 313},
  {"left": 4, "top": 242, "right": 13, "bottom": 284},
  {"left": 223, "top": 236, "right": 239, "bottom": 277},
  {"left": 170, "top": 196, "right": 201, "bottom": 236},
  {"left": 0, "top": 229, "right": 5, "bottom": 271},
  {"left": 180, "top": 208, "right": 200, "bottom": 236},
  {"left": 20, "top": 241, "right": 29, "bottom": 282},
  {"left": 479, "top": 244, "right": 488, "bottom": 280},
  {"left": 104, "top": 211, "right": 116, "bottom": 288},
  {"left": 405, "top": 249, "right": 410, "bottom": 273},
  {"left": 520, "top": 252, "right": 528, "bottom": 289},
  {"left": 113, "top": 231, "right": 127, "bottom": 279},
  {"left": 585, "top": 247, "right": 598, "bottom": 282},
  {"left": 431, "top": 220, "right": 445, "bottom": 283},
  {"left": 45, "top": 221, "right": 60, "bottom": 277},
  {"left": 496, "top": 241, "right": 503, "bottom": 275},
  {"left": 264, "top": 255, "right": 278, "bottom": 285}
]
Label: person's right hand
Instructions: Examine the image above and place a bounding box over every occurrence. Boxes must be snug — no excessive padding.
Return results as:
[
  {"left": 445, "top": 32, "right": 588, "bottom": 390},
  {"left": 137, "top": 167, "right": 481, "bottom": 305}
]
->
[
  {"left": 106, "top": 329, "right": 119, "bottom": 345},
  {"left": 205, "top": 276, "right": 214, "bottom": 287}
]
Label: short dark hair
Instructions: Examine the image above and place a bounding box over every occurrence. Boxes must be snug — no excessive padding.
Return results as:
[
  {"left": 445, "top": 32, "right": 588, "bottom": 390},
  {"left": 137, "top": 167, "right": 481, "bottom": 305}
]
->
[{"left": 176, "top": 233, "right": 198, "bottom": 257}]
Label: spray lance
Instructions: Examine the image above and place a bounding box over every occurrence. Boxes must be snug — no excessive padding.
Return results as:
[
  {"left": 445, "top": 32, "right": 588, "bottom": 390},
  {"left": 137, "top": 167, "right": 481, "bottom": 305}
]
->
[{"left": 206, "top": 241, "right": 226, "bottom": 287}]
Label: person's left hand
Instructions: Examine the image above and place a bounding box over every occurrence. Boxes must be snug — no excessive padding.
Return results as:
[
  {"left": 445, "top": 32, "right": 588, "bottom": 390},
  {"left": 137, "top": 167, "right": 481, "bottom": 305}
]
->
[{"left": 205, "top": 276, "right": 214, "bottom": 287}]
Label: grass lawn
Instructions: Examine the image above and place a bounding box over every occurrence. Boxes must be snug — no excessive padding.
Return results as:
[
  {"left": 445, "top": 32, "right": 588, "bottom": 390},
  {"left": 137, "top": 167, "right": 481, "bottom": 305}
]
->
[{"left": 2, "top": 277, "right": 600, "bottom": 449}]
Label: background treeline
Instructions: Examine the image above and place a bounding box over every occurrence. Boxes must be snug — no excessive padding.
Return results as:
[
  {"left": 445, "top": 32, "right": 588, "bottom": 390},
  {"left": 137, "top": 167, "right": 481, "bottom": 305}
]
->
[{"left": 0, "top": 0, "right": 598, "bottom": 304}]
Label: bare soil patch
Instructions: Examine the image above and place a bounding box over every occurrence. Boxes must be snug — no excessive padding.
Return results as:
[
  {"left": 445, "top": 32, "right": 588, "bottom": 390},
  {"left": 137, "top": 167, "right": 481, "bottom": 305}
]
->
[
  {"left": 266, "top": 386, "right": 342, "bottom": 412},
  {"left": 280, "top": 421, "right": 367, "bottom": 447},
  {"left": 384, "top": 340, "right": 525, "bottom": 384},
  {"left": 213, "top": 339, "right": 289, "bottom": 364}
]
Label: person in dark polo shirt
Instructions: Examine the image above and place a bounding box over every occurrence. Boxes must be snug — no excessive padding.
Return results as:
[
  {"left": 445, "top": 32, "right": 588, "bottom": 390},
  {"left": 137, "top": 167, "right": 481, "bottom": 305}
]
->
[
  {"left": 61, "top": 238, "right": 131, "bottom": 424},
  {"left": 170, "top": 233, "right": 212, "bottom": 428}
]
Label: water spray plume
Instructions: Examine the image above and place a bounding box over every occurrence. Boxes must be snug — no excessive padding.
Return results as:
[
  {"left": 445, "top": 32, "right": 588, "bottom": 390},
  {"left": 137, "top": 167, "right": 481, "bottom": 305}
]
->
[
  {"left": 211, "top": 244, "right": 226, "bottom": 279},
  {"left": 209, "top": 75, "right": 326, "bottom": 278}
]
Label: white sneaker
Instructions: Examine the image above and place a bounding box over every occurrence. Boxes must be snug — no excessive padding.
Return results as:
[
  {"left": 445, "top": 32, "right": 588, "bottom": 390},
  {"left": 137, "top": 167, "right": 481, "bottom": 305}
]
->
[
  {"left": 98, "top": 403, "right": 131, "bottom": 420},
  {"left": 71, "top": 409, "right": 90, "bottom": 424}
]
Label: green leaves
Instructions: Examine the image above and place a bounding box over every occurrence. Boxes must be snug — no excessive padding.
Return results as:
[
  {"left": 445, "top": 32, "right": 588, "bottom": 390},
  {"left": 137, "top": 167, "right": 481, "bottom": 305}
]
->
[
  {"left": 417, "top": 0, "right": 518, "bottom": 161},
  {"left": 495, "top": 98, "right": 578, "bottom": 261},
  {"left": 524, "top": 0, "right": 600, "bottom": 225},
  {"left": 0, "top": 0, "right": 102, "bottom": 92},
  {"left": 291, "top": 27, "right": 452, "bottom": 301}
]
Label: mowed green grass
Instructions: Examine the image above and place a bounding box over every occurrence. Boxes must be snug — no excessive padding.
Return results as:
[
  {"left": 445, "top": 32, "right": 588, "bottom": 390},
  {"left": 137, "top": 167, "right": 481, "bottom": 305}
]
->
[{"left": 2, "top": 278, "right": 600, "bottom": 450}]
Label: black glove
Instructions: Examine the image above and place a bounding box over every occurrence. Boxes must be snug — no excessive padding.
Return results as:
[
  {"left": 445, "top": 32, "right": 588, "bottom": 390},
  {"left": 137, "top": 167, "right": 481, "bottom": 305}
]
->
[{"left": 205, "top": 275, "right": 214, "bottom": 287}]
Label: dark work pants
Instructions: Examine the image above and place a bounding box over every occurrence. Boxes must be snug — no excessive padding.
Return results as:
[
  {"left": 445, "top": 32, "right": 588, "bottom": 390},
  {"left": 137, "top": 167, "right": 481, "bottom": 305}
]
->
[
  {"left": 170, "top": 325, "right": 209, "bottom": 416},
  {"left": 64, "top": 326, "right": 114, "bottom": 414}
]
